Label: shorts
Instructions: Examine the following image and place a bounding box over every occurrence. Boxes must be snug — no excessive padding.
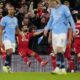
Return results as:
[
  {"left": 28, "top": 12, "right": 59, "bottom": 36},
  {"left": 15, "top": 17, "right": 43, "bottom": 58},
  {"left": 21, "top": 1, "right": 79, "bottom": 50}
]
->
[
  {"left": 18, "top": 48, "right": 33, "bottom": 56},
  {"left": 3, "top": 39, "right": 16, "bottom": 52},
  {"left": 52, "top": 32, "right": 67, "bottom": 53}
]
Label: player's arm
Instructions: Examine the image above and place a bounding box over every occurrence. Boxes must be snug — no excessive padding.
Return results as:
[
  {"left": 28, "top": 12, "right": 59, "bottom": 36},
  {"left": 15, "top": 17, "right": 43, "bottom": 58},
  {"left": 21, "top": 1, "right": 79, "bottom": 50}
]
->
[
  {"left": 0, "top": 26, "right": 3, "bottom": 46},
  {"left": 67, "top": 27, "right": 73, "bottom": 48},
  {"left": 0, "top": 18, "right": 5, "bottom": 48},
  {"left": 44, "top": 9, "right": 53, "bottom": 36},
  {"left": 33, "top": 29, "right": 44, "bottom": 36},
  {"left": 64, "top": 6, "right": 76, "bottom": 36},
  {"left": 16, "top": 27, "right": 21, "bottom": 35},
  {"left": 48, "top": 31, "right": 52, "bottom": 44}
]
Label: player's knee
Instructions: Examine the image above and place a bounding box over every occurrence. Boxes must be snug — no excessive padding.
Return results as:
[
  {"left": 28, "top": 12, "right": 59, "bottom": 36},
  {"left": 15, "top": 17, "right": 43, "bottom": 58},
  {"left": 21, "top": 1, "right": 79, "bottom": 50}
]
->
[
  {"left": 31, "top": 52, "right": 36, "bottom": 56},
  {"left": 6, "top": 49, "right": 13, "bottom": 55},
  {"left": 57, "top": 47, "right": 63, "bottom": 53},
  {"left": 20, "top": 53, "right": 26, "bottom": 58},
  {"left": 78, "top": 53, "right": 80, "bottom": 57}
]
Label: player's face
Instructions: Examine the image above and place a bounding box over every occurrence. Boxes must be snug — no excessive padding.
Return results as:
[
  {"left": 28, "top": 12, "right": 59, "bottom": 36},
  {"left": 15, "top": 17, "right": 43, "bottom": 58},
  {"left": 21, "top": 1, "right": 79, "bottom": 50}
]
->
[
  {"left": 22, "top": 26, "right": 29, "bottom": 32},
  {"left": 50, "top": 1, "right": 58, "bottom": 8},
  {"left": 8, "top": 7, "right": 15, "bottom": 15}
]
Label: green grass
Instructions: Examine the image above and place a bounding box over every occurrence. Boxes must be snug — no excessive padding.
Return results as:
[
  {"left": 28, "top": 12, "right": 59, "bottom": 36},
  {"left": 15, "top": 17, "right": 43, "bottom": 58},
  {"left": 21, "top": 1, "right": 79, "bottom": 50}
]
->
[{"left": 0, "top": 72, "right": 80, "bottom": 80}]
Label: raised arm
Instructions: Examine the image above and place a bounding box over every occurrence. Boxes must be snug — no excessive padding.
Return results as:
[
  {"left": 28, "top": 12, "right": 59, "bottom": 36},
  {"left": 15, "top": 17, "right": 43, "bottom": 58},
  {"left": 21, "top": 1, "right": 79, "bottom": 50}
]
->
[{"left": 33, "top": 29, "right": 44, "bottom": 36}]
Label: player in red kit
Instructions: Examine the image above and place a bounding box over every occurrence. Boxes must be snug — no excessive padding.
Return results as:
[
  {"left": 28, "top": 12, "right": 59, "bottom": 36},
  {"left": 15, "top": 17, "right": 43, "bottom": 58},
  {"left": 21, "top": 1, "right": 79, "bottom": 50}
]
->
[
  {"left": 73, "top": 13, "right": 80, "bottom": 71},
  {"left": 64, "top": 27, "right": 75, "bottom": 73},
  {"left": 17, "top": 25, "right": 48, "bottom": 67}
]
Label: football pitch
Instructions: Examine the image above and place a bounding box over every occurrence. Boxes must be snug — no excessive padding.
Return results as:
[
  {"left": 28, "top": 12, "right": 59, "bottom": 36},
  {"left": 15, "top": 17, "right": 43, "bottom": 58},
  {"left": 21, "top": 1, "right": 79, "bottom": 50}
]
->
[{"left": 0, "top": 72, "right": 80, "bottom": 80}]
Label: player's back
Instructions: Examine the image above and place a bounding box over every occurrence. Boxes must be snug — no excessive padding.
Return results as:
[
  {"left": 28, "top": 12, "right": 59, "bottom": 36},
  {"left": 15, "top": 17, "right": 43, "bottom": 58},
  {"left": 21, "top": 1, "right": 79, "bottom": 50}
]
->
[{"left": 75, "top": 22, "right": 80, "bottom": 38}]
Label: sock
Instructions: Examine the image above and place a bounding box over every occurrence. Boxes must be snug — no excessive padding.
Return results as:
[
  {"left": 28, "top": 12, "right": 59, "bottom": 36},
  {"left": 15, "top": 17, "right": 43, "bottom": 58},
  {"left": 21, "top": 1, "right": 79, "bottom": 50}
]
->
[
  {"left": 60, "top": 53, "right": 65, "bottom": 69},
  {"left": 4, "top": 54, "right": 12, "bottom": 66},
  {"left": 34, "top": 53, "right": 42, "bottom": 63},
  {"left": 68, "top": 59, "right": 74, "bottom": 71},
  {"left": 56, "top": 53, "right": 61, "bottom": 67},
  {"left": 61, "top": 62, "right": 65, "bottom": 69},
  {"left": 22, "top": 56, "right": 29, "bottom": 63},
  {"left": 51, "top": 55, "right": 56, "bottom": 70}
]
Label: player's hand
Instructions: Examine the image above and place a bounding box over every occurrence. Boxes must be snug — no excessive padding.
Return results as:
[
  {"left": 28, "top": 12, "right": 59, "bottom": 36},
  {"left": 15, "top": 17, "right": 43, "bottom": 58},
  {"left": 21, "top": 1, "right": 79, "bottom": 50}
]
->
[
  {"left": 44, "top": 29, "right": 48, "bottom": 36},
  {"left": 73, "top": 32, "right": 76, "bottom": 38}
]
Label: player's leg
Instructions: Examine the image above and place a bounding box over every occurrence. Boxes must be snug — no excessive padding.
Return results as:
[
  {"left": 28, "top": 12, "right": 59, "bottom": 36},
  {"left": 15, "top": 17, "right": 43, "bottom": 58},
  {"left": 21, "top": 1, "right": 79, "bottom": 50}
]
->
[
  {"left": 68, "top": 58, "right": 75, "bottom": 72},
  {"left": 27, "top": 48, "right": 48, "bottom": 66},
  {"left": 18, "top": 49, "right": 31, "bottom": 67},
  {"left": 77, "top": 53, "right": 80, "bottom": 71},
  {"left": 0, "top": 46, "right": 6, "bottom": 62},
  {"left": 48, "top": 32, "right": 57, "bottom": 70},
  {"left": 59, "top": 34, "right": 67, "bottom": 74},
  {"left": 3, "top": 40, "right": 14, "bottom": 72},
  {"left": 64, "top": 44, "right": 75, "bottom": 73},
  {"left": 75, "top": 42, "right": 80, "bottom": 71},
  {"left": 51, "top": 33, "right": 61, "bottom": 74},
  {"left": 50, "top": 51, "right": 56, "bottom": 70},
  {"left": 51, "top": 33, "right": 67, "bottom": 74}
]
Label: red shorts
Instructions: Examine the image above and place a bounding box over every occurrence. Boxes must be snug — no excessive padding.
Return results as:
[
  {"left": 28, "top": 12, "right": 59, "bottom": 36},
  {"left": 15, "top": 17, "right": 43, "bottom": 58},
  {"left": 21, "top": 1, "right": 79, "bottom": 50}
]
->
[{"left": 18, "top": 48, "right": 33, "bottom": 57}]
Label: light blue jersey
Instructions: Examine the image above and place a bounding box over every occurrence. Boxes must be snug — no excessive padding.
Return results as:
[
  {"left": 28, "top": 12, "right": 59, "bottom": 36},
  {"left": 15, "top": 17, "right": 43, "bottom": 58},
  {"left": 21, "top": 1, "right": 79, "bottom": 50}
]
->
[
  {"left": 45, "top": 5, "right": 76, "bottom": 34},
  {"left": 0, "top": 15, "right": 18, "bottom": 43}
]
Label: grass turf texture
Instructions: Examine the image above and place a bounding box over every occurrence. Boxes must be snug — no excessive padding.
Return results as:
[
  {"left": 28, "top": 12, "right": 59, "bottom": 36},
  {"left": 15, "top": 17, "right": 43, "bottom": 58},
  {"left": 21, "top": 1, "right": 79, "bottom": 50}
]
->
[{"left": 0, "top": 72, "right": 80, "bottom": 80}]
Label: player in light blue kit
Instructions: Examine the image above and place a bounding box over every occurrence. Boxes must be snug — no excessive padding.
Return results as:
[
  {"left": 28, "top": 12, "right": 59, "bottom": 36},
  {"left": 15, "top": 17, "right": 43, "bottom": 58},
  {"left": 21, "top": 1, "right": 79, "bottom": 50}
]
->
[
  {"left": 0, "top": 5, "right": 19, "bottom": 72},
  {"left": 44, "top": 0, "right": 76, "bottom": 74}
]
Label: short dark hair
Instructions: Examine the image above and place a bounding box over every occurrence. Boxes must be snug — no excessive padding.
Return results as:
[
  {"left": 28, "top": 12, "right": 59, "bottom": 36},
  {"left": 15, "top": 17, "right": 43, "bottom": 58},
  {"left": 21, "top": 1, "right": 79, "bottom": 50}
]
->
[
  {"left": 29, "top": 25, "right": 37, "bottom": 32},
  {"left": 77, "top": 13, "right": 80, "bottom": 20}
]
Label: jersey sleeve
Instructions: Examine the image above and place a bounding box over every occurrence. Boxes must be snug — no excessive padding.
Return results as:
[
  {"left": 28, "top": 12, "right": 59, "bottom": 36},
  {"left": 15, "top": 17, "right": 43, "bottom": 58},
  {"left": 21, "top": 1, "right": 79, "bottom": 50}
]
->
[
  {"left": 0, "top": 17, "right": 6, "bottom": 27},
  {"left": 29, "top": 33, "right": 34, "bottom": 38},
  {"left": 63, "top": 5, "right": 76, "bottom": 33}
]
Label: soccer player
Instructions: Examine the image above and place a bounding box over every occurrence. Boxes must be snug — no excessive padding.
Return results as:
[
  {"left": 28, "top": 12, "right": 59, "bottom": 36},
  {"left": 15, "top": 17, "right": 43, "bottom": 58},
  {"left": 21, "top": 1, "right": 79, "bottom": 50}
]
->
[
  {"left": 17, "top": 25, "right": 48, "bottom": 67},
  {"left": 64, "top": 27, "right": 75, "bottom": 73},
  {"left": 73, "top": 13, "right": 80, "bottom": 71},
  {"left": 44, "top": 0, "right": 76, "bottom": 74},
  {"left": 0, "top": 5, "right": 19, "bottom": 72},
  {"left": 48, "top": 31, "right": 56, "bottom": 70}
]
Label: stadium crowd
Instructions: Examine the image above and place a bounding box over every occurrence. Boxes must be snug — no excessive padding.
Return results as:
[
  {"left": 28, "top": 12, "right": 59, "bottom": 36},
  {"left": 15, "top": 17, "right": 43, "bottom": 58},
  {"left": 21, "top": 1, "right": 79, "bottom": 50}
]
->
[{"left": 0, "top": 0, "right": 80, "bottom": 74}]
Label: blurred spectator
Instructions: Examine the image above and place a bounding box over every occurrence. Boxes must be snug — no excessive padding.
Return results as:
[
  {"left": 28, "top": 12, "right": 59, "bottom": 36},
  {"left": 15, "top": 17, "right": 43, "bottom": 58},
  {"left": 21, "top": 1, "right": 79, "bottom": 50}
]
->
[
  {"left": 0, "top": 6, "right": 3, "bottom": 20},
  {"left": 36, "top": 2, "right": 44, "bottom": 17},
  {"left": 64, "top": 1, "right": 70, "bottom": 7}
]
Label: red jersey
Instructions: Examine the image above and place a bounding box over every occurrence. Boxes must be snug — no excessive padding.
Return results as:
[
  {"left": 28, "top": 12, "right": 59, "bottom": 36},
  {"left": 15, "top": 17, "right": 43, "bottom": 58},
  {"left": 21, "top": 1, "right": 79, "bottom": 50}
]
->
[
  {"left": 17, "top": 32, "right": 33, "bottom": 49},
  {"left": 73, "top": 22, "right": 80, "bottom": 53},
  {"left": 75, "top": 22, "right": 80, "bottom": 38}
]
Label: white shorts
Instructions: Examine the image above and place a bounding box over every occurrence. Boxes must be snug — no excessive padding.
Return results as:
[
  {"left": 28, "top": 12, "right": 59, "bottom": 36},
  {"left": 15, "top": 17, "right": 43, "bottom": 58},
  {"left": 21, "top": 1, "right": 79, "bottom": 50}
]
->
[
  {"left": 52, "top": 32, "right": 67, "bottom": 53},
  {"left": 3, "top": 39, "right": 16, "bottom": 52}
]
